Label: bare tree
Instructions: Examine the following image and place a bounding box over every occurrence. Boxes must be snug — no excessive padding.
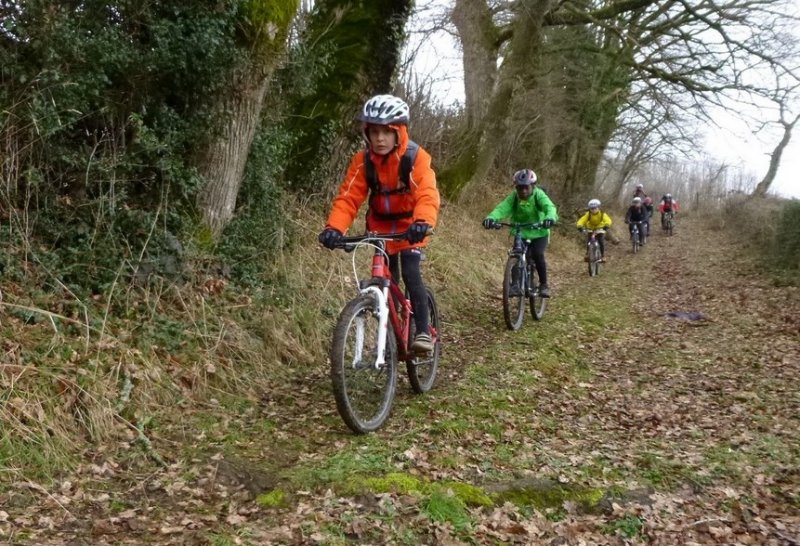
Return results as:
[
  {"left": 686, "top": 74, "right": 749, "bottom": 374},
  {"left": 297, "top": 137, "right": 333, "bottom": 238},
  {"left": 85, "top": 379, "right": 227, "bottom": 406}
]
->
[
  {"left": 444, "top": 0, "right": 800, "bottom": 202},
  {"left": 752, "top": 78, "right": 800, "bottom": 197}
]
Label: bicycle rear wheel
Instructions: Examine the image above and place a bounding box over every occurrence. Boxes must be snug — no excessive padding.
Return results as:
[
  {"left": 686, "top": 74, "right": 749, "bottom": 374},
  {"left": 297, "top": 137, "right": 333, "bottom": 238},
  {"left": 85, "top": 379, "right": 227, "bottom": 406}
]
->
[
  {"left": 503, "top": 256, "right": 526, "bottom": 330},
  {"left": 407, "top": 287, "right": 440, "bottom": 394},
  {"left": 330, "top": 294, "right": 397, "bottom": 434},
  {"left": 529, "top": 291, "right": 547, "bottom": 322}
]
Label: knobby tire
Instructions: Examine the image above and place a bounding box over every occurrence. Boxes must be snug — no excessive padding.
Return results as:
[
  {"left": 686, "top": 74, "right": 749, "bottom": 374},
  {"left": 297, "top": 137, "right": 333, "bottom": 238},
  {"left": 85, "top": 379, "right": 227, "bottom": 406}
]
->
[
  {"left": 406, "top": 287, "right": 440, "bottom": 394},
  {"left": 589, "top": 243, "right": 601, "bottom": 277},
  {"left": 503, "top": 256, "right": 526, "bottom": 330},
  {"left": 330, "top": 294, "right": 397, "bottom": 434},
  {"left": 528, "top": 265, "right": 547, "bottom": 321}
]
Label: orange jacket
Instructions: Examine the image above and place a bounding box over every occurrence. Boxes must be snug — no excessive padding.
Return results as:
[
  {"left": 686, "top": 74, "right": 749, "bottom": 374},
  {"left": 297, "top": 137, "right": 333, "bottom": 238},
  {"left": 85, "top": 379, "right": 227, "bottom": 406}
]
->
[{"left": 325, "top": 125, "right": 440, "bottom": 254}]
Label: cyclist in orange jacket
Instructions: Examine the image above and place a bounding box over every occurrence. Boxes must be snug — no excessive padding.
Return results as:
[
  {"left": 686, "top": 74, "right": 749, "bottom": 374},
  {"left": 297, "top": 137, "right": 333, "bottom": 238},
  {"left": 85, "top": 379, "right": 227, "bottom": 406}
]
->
[{"left": 318, "top": 95, "right": 441, "bottom": 354}]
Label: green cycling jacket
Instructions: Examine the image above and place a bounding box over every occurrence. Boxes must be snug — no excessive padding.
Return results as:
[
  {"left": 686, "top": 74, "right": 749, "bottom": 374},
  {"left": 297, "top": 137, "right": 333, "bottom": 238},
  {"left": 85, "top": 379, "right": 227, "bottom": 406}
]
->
[{"left": 486, "top": 188, "right": 559, "bottom": 240}]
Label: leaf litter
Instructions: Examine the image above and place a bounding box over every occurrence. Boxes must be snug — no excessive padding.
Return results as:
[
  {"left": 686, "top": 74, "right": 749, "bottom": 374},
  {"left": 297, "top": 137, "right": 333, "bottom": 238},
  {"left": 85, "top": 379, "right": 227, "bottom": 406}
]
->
[{"left": 1, "top": 217, "right": 798, "bottom": 545}]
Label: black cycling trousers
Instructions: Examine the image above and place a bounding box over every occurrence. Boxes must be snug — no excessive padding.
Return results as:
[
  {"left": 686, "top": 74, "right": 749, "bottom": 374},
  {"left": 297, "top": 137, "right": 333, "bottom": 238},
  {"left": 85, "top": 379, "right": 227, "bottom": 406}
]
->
[
  {"left": 588, "top": 233, "right": 606, "bottom": 256},
  {"left": 389, "top": 249, "right": 429, "bottom": 334},
  {"left": 525, "top": 236, "right": 549, "bottom": 286}
]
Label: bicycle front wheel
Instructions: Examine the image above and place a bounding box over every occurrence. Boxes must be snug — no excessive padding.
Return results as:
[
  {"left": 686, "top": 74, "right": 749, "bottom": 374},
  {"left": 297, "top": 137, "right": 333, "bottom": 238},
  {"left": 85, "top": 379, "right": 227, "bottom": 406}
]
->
[
  {"left": 589, "top": 244, "right": 601, "bottom": 277},
  {"left": 503, "top": 256, "right": 526, "bottom": 330},
  {"left": 330, "top": 294, "right": 398, "bottom": 434},
  {"left": 632, "top": 229, "right": 640, "bottom": 254},
  {"left": 407, "top": 287, "right": 440, "bottom": 394},
  {"left": 668, "top": 217, "right": 674, "bottom": 236}
]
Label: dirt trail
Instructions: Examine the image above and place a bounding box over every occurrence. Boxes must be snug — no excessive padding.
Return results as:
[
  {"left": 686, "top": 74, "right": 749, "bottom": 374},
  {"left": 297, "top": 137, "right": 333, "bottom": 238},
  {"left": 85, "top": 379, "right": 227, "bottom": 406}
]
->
[{"left": 5, "top": 216, "right": 799, "bottom": 545}]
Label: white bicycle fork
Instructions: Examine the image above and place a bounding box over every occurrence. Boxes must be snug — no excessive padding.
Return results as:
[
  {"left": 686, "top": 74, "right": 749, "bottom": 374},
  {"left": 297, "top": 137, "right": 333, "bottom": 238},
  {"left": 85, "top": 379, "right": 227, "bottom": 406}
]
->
[{"left": 352, "top": 285, "right": 390, "bottom": 369}]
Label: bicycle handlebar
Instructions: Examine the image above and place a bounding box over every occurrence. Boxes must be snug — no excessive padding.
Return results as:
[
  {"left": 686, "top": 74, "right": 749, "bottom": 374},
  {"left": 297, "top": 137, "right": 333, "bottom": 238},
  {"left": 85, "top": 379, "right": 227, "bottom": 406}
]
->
[
  {"left": 333, "top": 228, "right": 434, "bottom": 250},
  {"left": 493, "top": 221, "right": 555, "bottom": 230},
  {"left": 579, "top": 227, "right": 607, "bottom": 233}
]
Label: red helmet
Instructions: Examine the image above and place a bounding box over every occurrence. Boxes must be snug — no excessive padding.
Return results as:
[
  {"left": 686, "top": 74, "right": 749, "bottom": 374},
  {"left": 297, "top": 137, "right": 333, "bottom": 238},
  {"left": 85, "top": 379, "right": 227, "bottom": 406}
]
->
[{"left": 643, "top": 196, "right": 653, "bottom": 206}]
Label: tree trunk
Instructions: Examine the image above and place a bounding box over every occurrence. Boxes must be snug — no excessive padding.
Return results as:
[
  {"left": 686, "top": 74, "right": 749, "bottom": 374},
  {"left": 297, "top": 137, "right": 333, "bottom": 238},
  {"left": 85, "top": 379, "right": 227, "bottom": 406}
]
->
[
  {"left": 285, "top": 0, "right": 414, "bottom": 192},
  {"left": 194, "top": 0, "right": 299, "bottom": 239},
  {"left": 452, "top": 0, "right": 499, "bottom": 129},
  {"left": 196, "top": 69, "right": 271, "bottom": 238},
  {"left": 444, "top": 0, "right": 551, "bottom": 200},
  {"left": 753, "top": 112, "right": 800, "bottom": 197}
]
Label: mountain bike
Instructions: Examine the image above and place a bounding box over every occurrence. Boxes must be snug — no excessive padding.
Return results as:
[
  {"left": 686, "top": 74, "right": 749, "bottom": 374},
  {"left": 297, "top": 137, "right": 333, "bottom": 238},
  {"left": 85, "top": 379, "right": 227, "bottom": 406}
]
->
[
  {"left": 329, "top": 232, "right": 440, "bottom": 434},
  {"left": 629, "top": 221, "right": 644, "bottom": 254},
  {"left": 662, "top": 211, "right": 675, "bottom": 236},
  {"left": 490, "top": 221, "right": 549, "bottom": 330},
  {"left": 581, "top": 228, "right": 605, "bottom": 277}
]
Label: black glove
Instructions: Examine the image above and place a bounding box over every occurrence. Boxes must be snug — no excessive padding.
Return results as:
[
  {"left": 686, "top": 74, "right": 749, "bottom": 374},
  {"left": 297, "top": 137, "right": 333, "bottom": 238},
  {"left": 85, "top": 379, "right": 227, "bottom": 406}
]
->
[
  {"left": 318, "top": 228, "right": 342, "bottom": 249},
  {"left": 482, "top": 218, "right": 497, "bottom": 229},
  {"left": 407, "top": 222, "right": 431, "bottom": 244},
  {"left": 542, "top": 218, "right": 554, "bottom": 229}
]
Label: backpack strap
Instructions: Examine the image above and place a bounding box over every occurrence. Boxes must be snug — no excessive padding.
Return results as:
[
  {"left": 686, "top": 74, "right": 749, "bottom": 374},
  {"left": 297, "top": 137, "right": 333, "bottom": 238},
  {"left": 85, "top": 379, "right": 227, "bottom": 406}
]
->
[
  {"left": 365, "top": 140, "right": 419, "bottom": 195},
  {"left": 366, "top": 141, "right": 419, "bottom": 221},
  {"left": 399, "top": 140, "right": 418, "bottom": 188}
]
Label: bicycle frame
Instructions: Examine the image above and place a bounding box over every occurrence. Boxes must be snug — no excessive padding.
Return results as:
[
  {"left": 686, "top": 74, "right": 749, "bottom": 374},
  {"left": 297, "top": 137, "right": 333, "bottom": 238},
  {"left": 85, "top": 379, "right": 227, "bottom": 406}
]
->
[
  {"left": 509, "top": 234, "right": 529, "bottom": 285},
  {"left": 340, "top": 233, "right": 432, "bottom": 366},
  {"left": 584, "top": 228, "right": 605, "bottom": 274},
  {"left": 663, "top": 211, "right": 674, "bottom": 230},
  {"left": 366, "top": 250, "right": 414, "bottom": 364},
  {"left": 586, "top": 229, "right": 605, "bottom": 249},
  {"left": 630, "top": 221, "right": 642, "bottom": 239},
  {"left": 496, "top": 222, "right": 545, "bottom": 293}
]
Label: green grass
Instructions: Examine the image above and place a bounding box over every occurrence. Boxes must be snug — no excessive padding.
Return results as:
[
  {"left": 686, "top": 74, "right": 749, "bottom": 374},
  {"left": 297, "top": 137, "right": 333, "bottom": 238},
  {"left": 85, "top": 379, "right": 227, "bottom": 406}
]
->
[
  {"left": 423, "top": 489, "right": 472, "bottom": 531},
  {"left": 288, "top": 445, "right": 393, "bottom": 489}
]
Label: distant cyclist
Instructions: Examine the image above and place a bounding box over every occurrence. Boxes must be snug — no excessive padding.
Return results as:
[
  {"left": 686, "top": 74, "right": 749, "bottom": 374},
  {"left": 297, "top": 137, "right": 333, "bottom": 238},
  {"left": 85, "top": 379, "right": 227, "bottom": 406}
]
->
[
  {"left": 658, "top": 193, "right": 680, "bottom": 229},
  {"left": 625, "top": 197, "right": 649, "bottom": 243},
  {"left": 482, "top": 169, "right": 558, "bottom": 297},
  {"left": 633, "top": 184, "right": 655, "bottom": 219},
  {"left": 576, "top": 199, "right": 613, "bottom": 262}
]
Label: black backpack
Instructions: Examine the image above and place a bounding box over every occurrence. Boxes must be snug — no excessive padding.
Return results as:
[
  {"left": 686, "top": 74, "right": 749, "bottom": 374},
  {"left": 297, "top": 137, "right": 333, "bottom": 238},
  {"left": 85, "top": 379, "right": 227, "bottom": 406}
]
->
[{"left": 365, "top": 141, "right": 419, "bottom": 221}]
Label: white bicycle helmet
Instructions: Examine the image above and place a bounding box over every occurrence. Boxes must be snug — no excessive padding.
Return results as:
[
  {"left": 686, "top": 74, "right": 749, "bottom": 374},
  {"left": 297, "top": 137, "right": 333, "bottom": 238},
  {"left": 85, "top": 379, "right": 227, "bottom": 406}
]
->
[
  {"left": 359, "top": 94, "right": 410, "bottom": 125},
  {"left": 632, "top": 197, "right": 642, "bottom": 205},
  {"left": 513, "top": 169, "right": 538, "bottom": 186},
  {"left": 588, "top": 199, "right": 601, "bottom": 209},
  {"left": 636, "top": 183, "right": 644, "bottom": 190}
]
